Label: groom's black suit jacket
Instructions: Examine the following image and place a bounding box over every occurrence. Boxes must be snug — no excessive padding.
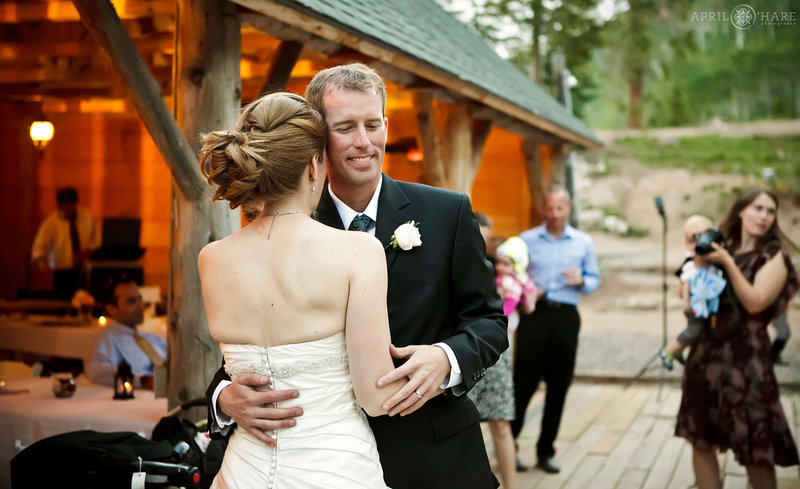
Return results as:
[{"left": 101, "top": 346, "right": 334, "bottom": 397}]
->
[{"left": 207, "top": 175, "right": 508, "bottom": 489}]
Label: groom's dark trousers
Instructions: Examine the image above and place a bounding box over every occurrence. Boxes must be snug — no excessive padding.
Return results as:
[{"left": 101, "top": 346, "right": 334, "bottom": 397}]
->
[{"left": 207, "top": 175, "right": 508, "bottom": 489}]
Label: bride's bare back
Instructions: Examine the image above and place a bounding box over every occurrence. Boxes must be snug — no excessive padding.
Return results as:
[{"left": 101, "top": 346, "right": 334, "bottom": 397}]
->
[
  {"left": 199, "top": 212, "right": 401, "bottom": 415},
  {"left": 199, "top": 215, "right": 378, "bottom": 347}
]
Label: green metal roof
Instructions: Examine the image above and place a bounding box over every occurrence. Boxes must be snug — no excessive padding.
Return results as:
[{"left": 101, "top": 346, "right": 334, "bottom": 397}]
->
[{"left": 276, "top": 0, "right": 600, "bottom": 145}]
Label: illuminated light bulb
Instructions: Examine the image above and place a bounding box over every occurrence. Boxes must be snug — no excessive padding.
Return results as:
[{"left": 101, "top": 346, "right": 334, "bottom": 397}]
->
[
  {"left": 30, "top": 120, "right": 54, "bottom": 149},
  {"left": 406, "top": 148, "right": 423, "bottom": 162}
]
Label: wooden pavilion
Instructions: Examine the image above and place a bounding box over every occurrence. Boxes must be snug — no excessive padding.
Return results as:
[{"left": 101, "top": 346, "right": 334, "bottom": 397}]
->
[{"left": 0, "top": 0, "right": 600, "bottom": 411}]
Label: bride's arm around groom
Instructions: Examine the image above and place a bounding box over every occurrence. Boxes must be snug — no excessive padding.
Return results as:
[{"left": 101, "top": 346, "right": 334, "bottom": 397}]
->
[{"left": 343, "top": 231, "right": 408, "bottom": 416}]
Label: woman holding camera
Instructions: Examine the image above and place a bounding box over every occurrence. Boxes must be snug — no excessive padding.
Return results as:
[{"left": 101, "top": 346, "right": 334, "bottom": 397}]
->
[{"left": 675, "top": 187, "right": 798, "bottom": 489}]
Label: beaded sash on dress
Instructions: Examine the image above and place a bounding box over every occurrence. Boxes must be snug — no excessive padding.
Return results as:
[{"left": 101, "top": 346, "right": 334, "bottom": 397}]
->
[{"left": 223, "top": 349, "right": 349, "bottom": 379}]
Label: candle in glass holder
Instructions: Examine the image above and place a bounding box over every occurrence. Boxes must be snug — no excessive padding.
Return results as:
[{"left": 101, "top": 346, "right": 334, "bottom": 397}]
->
[
  {"left": 52, "top": 373, "right": 76, "bottom": 398},
  {"left": 113, "top": 360, "right": 135, "bottom": 399}
]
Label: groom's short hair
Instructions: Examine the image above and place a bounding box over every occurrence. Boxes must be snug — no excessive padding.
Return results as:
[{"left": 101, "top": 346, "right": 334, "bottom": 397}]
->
[{"left": 305, "top": 63, "right": 387, "bottom": 119}]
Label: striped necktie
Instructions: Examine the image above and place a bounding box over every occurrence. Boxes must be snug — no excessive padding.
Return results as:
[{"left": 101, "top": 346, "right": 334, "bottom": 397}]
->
[
  {"left": 68, "top": 215, "right": 81, "bottom": 267},
  {"left": 133, "top": 329, "right": 165, "bottom": 367}
]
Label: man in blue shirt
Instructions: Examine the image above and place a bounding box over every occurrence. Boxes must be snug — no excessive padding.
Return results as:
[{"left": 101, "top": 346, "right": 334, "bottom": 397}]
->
[
  {"left": 86, "top": 278, "right": 166, "bottom": 389},
  {"left": 512, "top": 185, "right": 601, "bottom": 474}
]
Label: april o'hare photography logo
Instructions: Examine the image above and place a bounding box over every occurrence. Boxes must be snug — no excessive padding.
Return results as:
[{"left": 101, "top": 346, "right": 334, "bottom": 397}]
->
[
  {"left": 690, "top": 3, "right": 796, "bottom": 29},
  {"left": 731, "top": 4, "right": 756, "bottom": 30}
]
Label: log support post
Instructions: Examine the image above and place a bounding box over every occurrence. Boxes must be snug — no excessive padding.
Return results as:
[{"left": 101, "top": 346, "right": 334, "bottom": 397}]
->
[
  {"left": 259, "top": 40, "right": 303, "bottom": 96},
  {"left": 73, "top": 0, "right": 243, "bottom": 418},
  {"left": 413, "top": 91, "right": 490, "bottom": 195},
  {"left": 170, "top": 0, "right": 242, "bottom": 419},
  {"left": 521, "top": 138, "right": 545, "bottom": 227}
]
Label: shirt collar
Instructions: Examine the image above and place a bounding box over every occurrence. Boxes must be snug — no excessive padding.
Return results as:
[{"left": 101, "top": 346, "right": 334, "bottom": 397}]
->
[
  {"left": 535, "top": 222, "right": 576, "bottom": 241},
  {"left": 106, "top": 317, "right": 136, "bottom": 334},
  {"left": 327, "top": 175, "right": 382, "bottom": 230}
]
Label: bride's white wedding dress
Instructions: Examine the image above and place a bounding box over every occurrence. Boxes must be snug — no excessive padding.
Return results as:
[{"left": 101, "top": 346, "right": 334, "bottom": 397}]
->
[{"left": 210, "top": 332, "right": 389, "bottom": 489}]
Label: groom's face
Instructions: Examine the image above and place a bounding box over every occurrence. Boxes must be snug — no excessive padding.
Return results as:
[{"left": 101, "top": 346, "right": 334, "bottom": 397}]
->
[{"left": 323, "top": 87, "right": 388, "bottom": 193}]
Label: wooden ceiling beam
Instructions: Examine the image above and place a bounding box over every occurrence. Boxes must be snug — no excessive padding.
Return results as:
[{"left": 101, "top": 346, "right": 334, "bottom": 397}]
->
[
  {"left": 471, "top": 105, "right": 561, "bottom": 146},
  {"left": 2, "top": 18, "right": 89, "bottom": 41},
  {"left": 0, "top": 85, "right": 122, "bottom": 101},
  {"left": 325, "top": 47, "right": 374, "bottom": 63},
  {"left": 0, "top": 35, "right": 174, "bottom": 60},
  {"left": 0, "top": 68, "right": 46, "bottom": 84},
  {"left": 0, "top": 1, "right": 175, "bottom": 24},
  {"left": 0, "top": 65, "right": 172, "bottom": 86},
  {"left": 259, "top": 39, "right": 303, "bottom": 96},
  {"left": 240, "top": 12, "right": 340, "bottom": 55},
  {"left": 368, "top": 61, "right": 418, "bottom": 88}
]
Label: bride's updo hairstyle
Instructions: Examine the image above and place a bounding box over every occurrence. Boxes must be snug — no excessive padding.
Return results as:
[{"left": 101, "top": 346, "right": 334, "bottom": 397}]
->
[{"left": 199, "top": 92, "right": 326, "bottom": 210}]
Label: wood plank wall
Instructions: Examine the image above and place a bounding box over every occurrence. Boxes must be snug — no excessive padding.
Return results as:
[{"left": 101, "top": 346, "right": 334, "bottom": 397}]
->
[
  {"left": 472, "top": 127, "right": 551, "bottom": 239},
  {"left": 0, "top": 104, "right": 40, "bottom": 299},
  {"left": 0, "top": 106, "right": 171, "bottom": 300}
]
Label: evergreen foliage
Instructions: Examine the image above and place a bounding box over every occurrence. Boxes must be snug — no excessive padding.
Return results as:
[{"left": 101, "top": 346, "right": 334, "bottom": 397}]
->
[{"left": 440, "top": 0, "right": 800, "bottom": 129}]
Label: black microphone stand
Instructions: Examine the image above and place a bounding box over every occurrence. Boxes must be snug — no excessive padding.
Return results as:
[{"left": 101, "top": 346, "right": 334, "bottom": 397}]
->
[
  {"left": 657, "top": 197, "right": 667, "bottom": 400},
  {"left": 627, "top": 197, "right": 668, "bottom": 400}
]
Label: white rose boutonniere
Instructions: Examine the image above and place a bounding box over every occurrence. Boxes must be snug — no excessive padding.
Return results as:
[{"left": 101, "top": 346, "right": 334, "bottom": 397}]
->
[{"left": 390, "top": 221, "right": 422, "bottom": 251}]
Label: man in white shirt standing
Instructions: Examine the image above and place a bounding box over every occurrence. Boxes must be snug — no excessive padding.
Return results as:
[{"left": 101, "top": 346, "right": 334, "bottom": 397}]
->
[{"left": 31, "top": 187, "right": 100, "bottom": 298}]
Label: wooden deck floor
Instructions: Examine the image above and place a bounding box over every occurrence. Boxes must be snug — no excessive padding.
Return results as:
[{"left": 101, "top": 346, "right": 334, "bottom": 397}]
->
[{"left": 481, "top": 382, "right": 800, "bottom": 489}]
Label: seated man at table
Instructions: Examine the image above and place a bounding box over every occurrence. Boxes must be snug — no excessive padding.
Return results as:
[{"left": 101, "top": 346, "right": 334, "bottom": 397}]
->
[{"left": 86, "top": 278, "right": 166, "bottom": 389}]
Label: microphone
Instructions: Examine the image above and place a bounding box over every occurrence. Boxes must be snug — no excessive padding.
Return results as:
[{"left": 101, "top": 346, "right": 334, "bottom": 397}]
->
[{"left": 654, "top": 196, "right": 665, "bottom": 218}]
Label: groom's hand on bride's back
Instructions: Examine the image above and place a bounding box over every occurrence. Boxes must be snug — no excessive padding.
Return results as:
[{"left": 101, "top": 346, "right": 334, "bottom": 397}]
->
[{"left": 219, "top": 373, "right": 303, "bottom": 446}]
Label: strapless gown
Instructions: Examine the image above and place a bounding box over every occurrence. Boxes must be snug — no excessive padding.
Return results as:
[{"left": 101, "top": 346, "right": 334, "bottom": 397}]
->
[{"left": 210, "top": 332, "right": 390, "bottom": 489}]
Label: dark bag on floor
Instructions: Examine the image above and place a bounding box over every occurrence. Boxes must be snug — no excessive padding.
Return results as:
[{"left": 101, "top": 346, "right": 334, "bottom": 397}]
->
[{"left": 11, "top": 430, "right": 174, "bottom": 489}]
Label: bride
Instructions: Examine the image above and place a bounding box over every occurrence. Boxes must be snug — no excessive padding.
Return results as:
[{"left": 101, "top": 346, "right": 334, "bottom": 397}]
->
[{"left": 198, "top": 92, "right": 405, "bottom": 489}]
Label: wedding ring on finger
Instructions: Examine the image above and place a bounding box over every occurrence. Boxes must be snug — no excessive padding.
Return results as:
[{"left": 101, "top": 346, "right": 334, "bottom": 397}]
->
[{"left": 414, "top": 389, "right": 423, "bottom": 400}]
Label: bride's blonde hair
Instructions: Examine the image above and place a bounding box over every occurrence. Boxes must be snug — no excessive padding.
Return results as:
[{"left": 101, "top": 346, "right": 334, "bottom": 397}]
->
[{"left": 199, "top": 92, "right": 326, "bottom": 210}]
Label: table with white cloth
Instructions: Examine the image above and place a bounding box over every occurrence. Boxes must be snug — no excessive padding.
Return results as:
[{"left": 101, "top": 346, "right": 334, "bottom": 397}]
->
[
  {"left": 0, "top": 316, "right": 101, "bottom": 364},
  {"left": 0, "top": 315, "right": 167, "bottom": 367},
  {"left": 0, "top": 375, "right": 169, "bottom": 489},
  {"left": 0, "top": 299, "right": 72, "bottom": 315}
]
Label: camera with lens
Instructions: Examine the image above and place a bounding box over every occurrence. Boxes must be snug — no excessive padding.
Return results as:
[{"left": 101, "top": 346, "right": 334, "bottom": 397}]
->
[{"left": 694, "top": 229, "right": 724, "bottom": 255}]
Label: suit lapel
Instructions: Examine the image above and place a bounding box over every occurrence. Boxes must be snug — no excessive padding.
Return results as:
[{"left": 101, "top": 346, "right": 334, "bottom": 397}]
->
[
  {"left": 315, "top": 184, "right": 345, "bottom": 230},
  {"left": 376, "top": 175, "right": 412, "bottom": 271},
  {"left": 317, "top": 175, "right": 410, "bottom": 270}
]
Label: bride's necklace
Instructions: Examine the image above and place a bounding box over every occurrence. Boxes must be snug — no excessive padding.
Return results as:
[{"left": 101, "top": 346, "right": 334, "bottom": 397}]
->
[{"left": 266, "top": 210, "right": 307, "bottom": 239}]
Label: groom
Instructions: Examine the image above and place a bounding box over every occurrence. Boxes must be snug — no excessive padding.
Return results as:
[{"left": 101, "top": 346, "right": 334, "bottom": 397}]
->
[{"left": 206, "top": 63, "right": 508, "bottom": 488}]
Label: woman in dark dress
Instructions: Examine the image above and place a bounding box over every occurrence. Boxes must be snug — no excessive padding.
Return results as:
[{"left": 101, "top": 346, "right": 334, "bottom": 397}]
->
[{"left": 675, "top": 187, "right": 799, "bottom": 489}]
